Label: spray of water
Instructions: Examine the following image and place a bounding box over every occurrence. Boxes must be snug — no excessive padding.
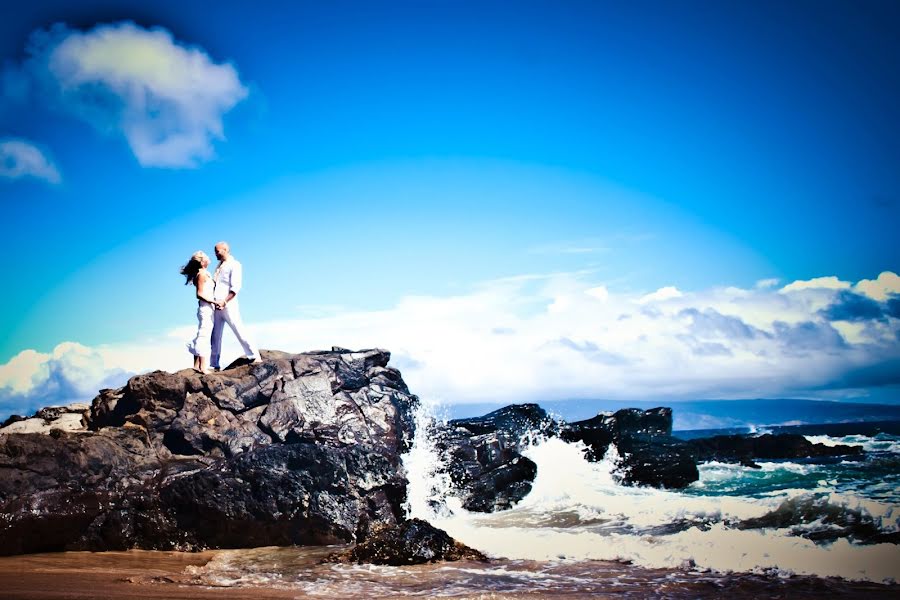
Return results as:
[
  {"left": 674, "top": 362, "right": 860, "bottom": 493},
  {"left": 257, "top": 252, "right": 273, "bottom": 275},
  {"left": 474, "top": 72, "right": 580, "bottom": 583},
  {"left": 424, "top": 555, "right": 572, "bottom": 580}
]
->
[
  {"left": 401, "top": 400, "right": 463, "bottom": 521},
  {"left": 398, "top": 402, "right": 900, "bottom": 582}
]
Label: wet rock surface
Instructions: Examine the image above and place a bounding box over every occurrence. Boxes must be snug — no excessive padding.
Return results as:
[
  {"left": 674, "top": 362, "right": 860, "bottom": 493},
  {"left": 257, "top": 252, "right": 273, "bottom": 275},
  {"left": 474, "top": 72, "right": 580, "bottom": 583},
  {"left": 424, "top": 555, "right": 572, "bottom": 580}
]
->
[
  {"left": 325, "top": 518, "right": 488, "bottom": 565},
  {"left": 562, "top": 407, "right": 700, "bottom": 489},
  {"left": 431, "top": 405, "right": 867, "bottom": 512},
  {"left": 684, "top": 432, "right": 864, "bottom": 463},
  {"left": 0, "top": 348, "right": 417, "bottom": 556},
  {"left": 431, "top": 405, "right": 699, "bottom": 512},
  {"left": 435, "top": 404, "right": 550, "bottom": 513}
]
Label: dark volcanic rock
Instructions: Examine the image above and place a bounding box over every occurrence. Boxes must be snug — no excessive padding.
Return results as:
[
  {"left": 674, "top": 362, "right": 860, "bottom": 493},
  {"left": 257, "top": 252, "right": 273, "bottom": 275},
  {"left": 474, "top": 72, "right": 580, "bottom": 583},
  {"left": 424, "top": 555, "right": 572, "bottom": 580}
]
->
[
  {"left": 460, "top": 455, "right": 538, "bottom": 512},
  {"left": 159, "top": 442, "right": 405, "bottom": 548},
  {"left": 432, "top": 405, "right": 703, "bottom": 511},
  {"left": 449, "top": 403, "right": 556, "bottom": 438},
  {"left": 615, "top": 435, "right": 700, "bottom": 489},
  {"left": 0, "top": 428, "right": 161, "bottom": 554},
  {"left": 686, "top": 433, "right": 864, "bottom": 463},
  {"left": 0, "top": 348, "right": 418, "bottom": 555},
  {"left": 562, "top": 408, "right": 699, "bottom": 489},
  {"left": 561, "top": 407, "right": 674, "bottom": 459},
  {"left": 436, "top": 404, "right": 553, "bottom": 513},
  {"left": 325, "top": 518, "right": 488, "bottom": 565}
]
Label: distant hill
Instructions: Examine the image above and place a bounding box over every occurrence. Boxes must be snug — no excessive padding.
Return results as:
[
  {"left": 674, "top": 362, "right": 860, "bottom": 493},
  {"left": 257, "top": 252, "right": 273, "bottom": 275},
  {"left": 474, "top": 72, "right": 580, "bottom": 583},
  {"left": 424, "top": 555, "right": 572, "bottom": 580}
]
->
[
  {"left": 444, "top": 398, "right": 900, "bottom": 431},
  {"left": 673, "top": 419, "right": 900, "bottom": 440}
]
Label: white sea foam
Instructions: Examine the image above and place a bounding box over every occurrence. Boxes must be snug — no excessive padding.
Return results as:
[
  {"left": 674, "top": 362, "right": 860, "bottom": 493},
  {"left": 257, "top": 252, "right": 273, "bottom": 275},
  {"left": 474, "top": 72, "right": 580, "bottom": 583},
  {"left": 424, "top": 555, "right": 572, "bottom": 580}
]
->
[
  {"left": 823, "top": 491, "right": 899, "bottom": 533},
  {"left": 401, "top": 404, "right": 900, "bottom": 583},
  {"left": 805, "top": 433, "right": 900, "bottom": 454},
  {"left": 747, "top": 424, "right": 774, "bottom": 436},
  {"left": 758, "top": 461, "right": 817, "bottom": 474}
]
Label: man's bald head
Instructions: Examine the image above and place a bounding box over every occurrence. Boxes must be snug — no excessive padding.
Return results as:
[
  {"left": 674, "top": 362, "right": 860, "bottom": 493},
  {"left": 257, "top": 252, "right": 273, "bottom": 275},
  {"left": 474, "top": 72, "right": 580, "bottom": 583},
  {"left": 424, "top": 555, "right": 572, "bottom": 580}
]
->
[{"left": 214, "top": 241, "right": 230, "bottom": 261}]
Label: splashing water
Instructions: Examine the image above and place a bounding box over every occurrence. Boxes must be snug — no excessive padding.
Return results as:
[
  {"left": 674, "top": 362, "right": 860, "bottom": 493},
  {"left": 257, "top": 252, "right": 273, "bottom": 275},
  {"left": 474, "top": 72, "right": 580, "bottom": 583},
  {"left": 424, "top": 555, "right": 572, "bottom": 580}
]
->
[
  {"left": 402, "top": 400, "right": 464, "bottom": 521},
  {"left": 400, "top": 403, "right": 900, "bottom": 583}
]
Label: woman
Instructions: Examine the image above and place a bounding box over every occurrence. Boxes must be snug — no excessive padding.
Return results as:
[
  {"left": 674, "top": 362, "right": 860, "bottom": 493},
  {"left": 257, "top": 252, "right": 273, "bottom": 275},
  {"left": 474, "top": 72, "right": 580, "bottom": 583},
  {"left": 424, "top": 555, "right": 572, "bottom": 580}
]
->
[{"left": 180, "top": 251, "right": 216, "bottom": 373}]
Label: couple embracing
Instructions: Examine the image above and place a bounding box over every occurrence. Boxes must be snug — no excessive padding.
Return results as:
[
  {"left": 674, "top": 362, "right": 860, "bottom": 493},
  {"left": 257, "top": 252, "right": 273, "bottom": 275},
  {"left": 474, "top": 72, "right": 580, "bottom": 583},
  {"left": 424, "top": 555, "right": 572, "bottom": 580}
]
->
[{"left": 180, "top": 241, "right": 260, "bottom": 374}]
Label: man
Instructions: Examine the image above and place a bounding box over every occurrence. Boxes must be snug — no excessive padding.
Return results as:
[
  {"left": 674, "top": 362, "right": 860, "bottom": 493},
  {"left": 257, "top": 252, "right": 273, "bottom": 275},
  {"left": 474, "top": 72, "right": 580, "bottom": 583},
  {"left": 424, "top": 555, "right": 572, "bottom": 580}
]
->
[{"left": 210, "top": 241, "right": 260, "bottom": 370}]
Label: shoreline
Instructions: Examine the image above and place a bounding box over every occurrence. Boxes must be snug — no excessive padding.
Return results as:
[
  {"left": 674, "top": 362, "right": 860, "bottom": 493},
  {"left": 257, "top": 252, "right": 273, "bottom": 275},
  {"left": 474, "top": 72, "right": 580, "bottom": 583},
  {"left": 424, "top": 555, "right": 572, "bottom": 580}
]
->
[
  {"left": 1, "top": 549, "right": 898, "bottom": 599},
  {"left": 0, "top": 550, "right": 304, "bottom": 600}
]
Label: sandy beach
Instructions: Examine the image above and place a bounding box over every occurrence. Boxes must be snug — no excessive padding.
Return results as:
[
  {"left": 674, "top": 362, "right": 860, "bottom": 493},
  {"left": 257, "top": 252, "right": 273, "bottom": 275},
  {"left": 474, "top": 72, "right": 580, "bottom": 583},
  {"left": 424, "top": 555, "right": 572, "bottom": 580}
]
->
[
  {"left": 0, "top": 551, "right": 305, "bottom": 600},
  {"left": 2, "top": 548, "right": 899, "bottom": 600}
]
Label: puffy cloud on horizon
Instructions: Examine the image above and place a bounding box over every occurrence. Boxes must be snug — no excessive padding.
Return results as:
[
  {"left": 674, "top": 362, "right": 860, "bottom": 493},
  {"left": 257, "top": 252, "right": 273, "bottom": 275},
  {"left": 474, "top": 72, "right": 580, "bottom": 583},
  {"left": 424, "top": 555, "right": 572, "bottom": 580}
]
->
[
  {"left": 854, "top": 271, "right": 900, "bottom": 301},
  {"left": 639, "top": 286, "right": 682, "bottom": 304},
  {"left": 9, "top": 22, "right": 248, "bottom": 168},
  {"left": 2, "top": 271, "right": 899, "bottom": 418},
  {"left": 780, "top": 276, "right": 851, "bottom": 293},
  {"left": 0, "top": 342, "right": 130, "bottom": 418},
  {"left": 0, "top": 138, "right": 61, "bottom": 183}
]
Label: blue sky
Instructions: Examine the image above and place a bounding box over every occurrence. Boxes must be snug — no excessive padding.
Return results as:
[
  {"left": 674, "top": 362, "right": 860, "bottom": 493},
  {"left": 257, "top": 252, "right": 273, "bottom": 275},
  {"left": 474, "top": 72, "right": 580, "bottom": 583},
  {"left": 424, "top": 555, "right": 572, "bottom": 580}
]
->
[{"left": 1, "top": 1, "right": 898, "bottom": 417}]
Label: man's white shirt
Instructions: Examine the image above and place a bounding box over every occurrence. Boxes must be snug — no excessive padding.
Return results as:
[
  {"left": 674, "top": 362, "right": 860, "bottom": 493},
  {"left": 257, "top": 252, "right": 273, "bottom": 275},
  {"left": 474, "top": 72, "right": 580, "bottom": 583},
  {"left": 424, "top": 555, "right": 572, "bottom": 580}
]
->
[{"left": 213, "top": 257, "right": 243, "bottom": 302}]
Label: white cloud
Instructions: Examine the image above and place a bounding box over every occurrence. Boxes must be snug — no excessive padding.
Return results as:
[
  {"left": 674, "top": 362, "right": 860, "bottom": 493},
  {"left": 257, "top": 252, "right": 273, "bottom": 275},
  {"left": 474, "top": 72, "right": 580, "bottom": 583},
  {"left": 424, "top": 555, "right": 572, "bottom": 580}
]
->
[
  {"left": 0, "top": 138, "right": 61, "bottom": 183},
  {"left": 0, "top": 349, "right": 49, "bottom": 393},
  {"left": 755, "top": 278, "right": 780, "bottom": 289},
  {"left": 854, "top": 271, "right": 900, "bottom": 301},
  {"left": 585, "top": 286, "right": 609, "bottom": 301},
  {"left": 780, "top": 276, "right": 851, "bottom": 293},
  {"left": 0, "top": 342, "right": 130, "bottom": 417},
  {"left": 2, "top": 271, "right": 899, "bottom": 417},
  {"left": 831, "top": 321, "right": 868, "bottom": 345},
  {"left": 639, "top": 286, "right": 682, "bottom": 304},
  {"left": 18, "top": 22, "right": 248, "bottom": 168}
]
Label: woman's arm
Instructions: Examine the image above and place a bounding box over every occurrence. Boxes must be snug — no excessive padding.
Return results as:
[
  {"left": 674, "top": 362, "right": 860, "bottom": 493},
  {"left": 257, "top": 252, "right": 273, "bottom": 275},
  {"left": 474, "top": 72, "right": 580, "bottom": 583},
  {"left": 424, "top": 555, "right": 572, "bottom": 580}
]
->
[{"left": 195, "top": 272, "right": 215, "bottom": 303}]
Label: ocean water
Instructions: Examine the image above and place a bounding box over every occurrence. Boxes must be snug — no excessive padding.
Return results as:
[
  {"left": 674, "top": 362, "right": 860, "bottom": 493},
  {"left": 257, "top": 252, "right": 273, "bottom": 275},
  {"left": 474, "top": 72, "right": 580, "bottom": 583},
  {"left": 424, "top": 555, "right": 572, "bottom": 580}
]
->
[{"left": 178, "top": 405, "right": 900, "bottom": 597}]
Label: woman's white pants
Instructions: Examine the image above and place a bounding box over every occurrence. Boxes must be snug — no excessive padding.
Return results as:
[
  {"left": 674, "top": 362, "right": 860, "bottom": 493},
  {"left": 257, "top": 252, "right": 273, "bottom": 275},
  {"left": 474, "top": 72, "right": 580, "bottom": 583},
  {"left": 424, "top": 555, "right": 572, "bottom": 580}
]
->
[{"left": 187, "top": 302, "right": 214, "bottom": 358}]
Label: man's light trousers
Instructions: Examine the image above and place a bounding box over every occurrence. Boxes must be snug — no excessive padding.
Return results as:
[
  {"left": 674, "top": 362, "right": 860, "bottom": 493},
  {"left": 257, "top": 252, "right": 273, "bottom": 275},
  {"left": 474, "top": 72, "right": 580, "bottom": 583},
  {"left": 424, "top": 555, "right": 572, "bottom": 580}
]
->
[{"left": 210, "top": 300, "right": 258, "bottom": 369}]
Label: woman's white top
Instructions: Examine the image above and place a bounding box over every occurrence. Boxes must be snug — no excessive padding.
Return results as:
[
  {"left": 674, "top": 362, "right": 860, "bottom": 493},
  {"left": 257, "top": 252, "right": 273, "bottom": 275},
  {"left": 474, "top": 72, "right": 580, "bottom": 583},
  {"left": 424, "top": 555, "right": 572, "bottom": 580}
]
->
[{"left": 197, "top": 269, "right": 214, "bottom": 304}]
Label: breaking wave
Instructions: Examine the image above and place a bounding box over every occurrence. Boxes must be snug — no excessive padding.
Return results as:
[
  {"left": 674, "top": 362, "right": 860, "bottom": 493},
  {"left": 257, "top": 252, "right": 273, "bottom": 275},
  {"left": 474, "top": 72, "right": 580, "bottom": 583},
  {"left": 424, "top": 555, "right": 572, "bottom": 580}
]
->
[{"left": 402, "top": 405, "right": 900, "bottom": 583}]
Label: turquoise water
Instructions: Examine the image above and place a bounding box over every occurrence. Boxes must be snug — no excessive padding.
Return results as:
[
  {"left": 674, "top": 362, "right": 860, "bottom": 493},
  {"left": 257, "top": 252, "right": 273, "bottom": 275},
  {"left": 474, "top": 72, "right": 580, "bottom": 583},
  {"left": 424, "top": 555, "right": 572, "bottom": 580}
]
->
[{"left": 687, "top": 433, "right": 900, "bottom": 503}]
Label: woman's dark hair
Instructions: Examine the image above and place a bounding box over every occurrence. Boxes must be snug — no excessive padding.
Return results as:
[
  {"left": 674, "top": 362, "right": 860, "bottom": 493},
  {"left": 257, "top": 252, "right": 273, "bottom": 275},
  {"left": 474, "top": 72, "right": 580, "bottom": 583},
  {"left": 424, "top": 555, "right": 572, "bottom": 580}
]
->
[{"left": 180, "top": 257, "right": 203, "bottom": 285}]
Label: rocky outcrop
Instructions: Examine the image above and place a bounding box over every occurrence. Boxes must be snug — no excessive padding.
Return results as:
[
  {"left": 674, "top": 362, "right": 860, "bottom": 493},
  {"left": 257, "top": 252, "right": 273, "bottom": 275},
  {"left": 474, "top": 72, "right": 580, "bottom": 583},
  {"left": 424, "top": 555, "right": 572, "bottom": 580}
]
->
[
  {"left": 2, "top": 352, "right": 871, "bottom": 556},
  {"left": 685, "top": 433, "right": 864, "bottom": 464},
  {"left": 434, "top": 404, "right": 550, "bottom": 513},
  {"left": 561, "top": 408, "right": 700, "bottom": 489},
  {"left": 0, "top": 403, "right": 89, "bottom": 434},
  {"left": 429, "top": 404, "right": 868, "bottom": 513},
  {"left": 0, "top": 348, "right": 417, "bottom": 555},
  {"left": 432, "top": 405, "right": 699, "bottom": 511},
  {"left": 325, "top": 518, "right": 488, "bottom": 565}
]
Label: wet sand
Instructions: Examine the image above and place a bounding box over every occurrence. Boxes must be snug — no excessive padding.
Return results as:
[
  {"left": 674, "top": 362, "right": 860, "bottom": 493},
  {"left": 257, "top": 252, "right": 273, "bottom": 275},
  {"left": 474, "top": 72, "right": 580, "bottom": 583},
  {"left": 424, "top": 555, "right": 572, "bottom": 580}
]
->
[
  {"left": 1, "top": 548, "right": 898, "bottom": 599},
  {"left": 0, "top": 551, "right": 302, "bottom": 600}
]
